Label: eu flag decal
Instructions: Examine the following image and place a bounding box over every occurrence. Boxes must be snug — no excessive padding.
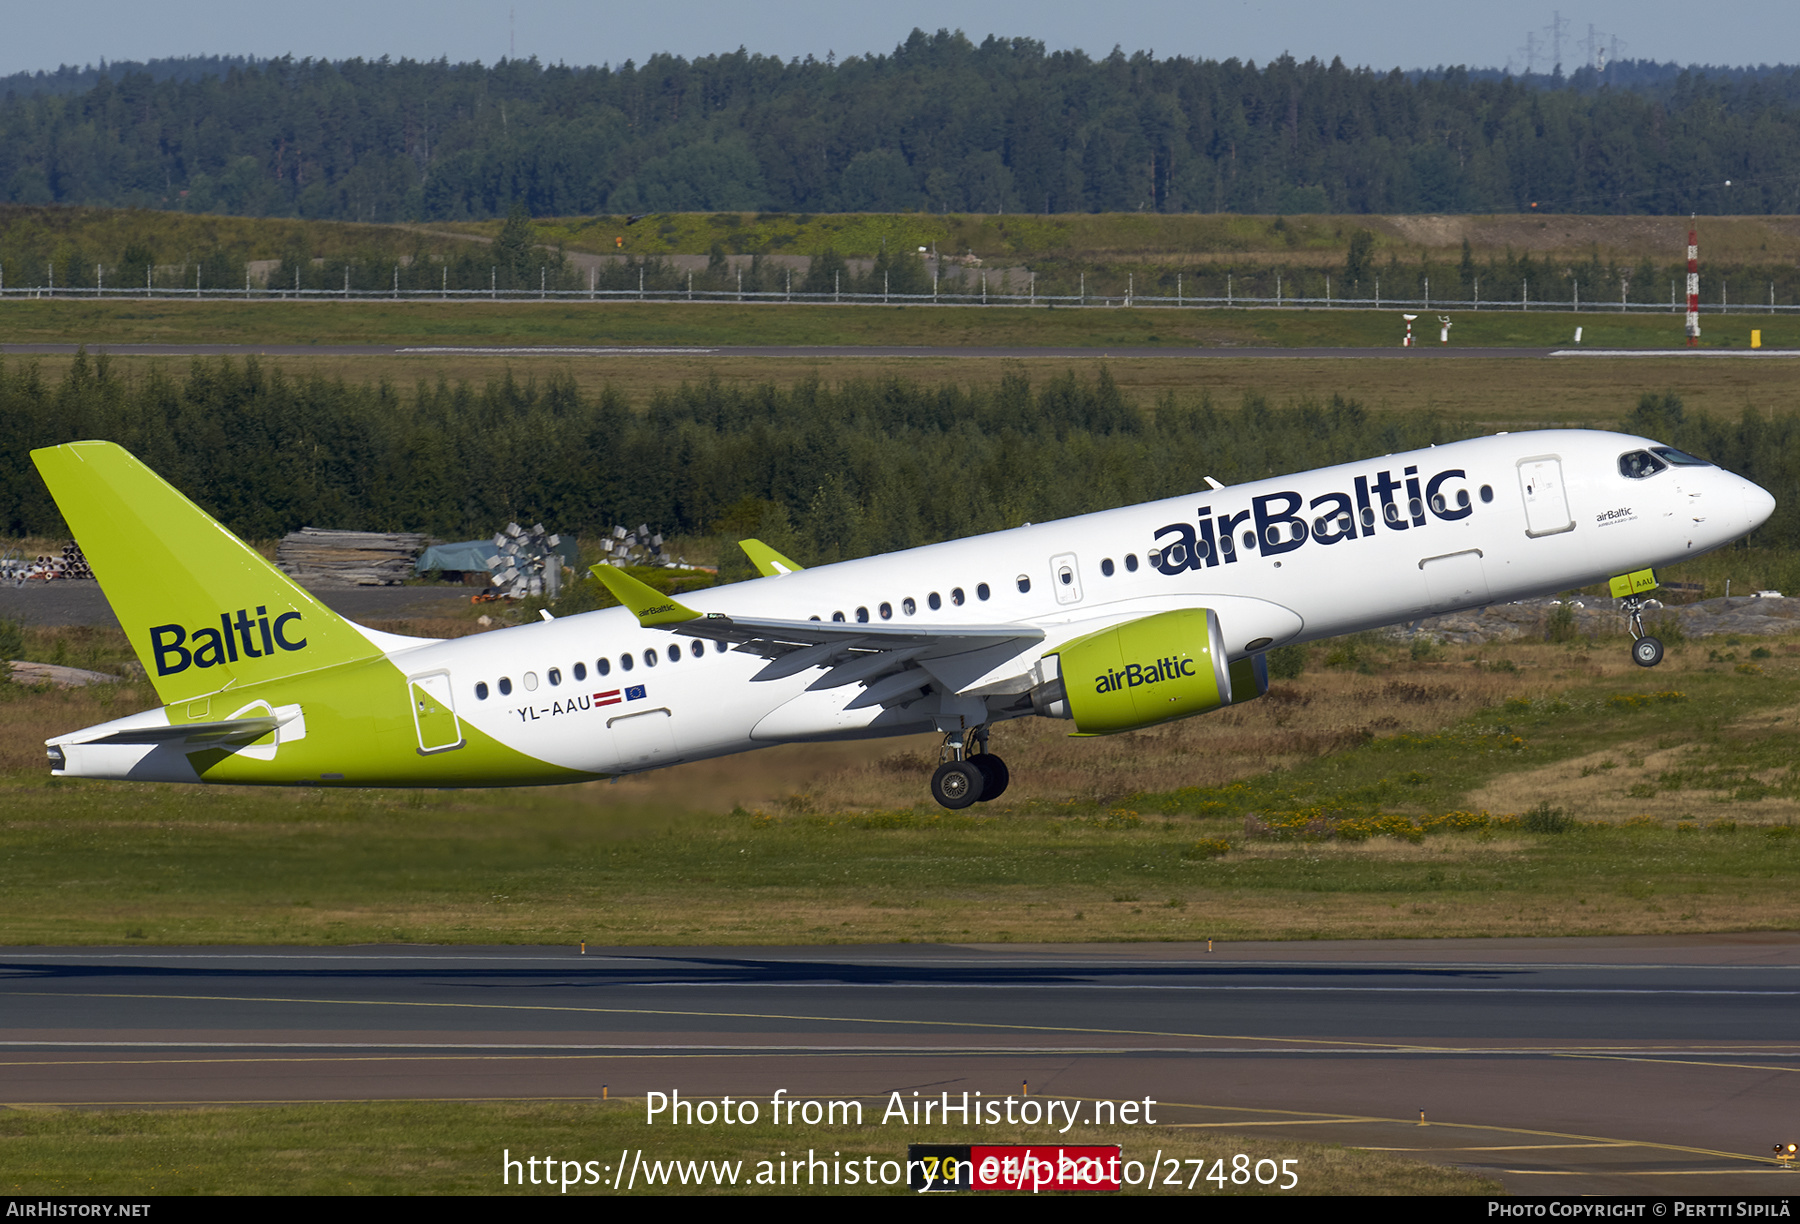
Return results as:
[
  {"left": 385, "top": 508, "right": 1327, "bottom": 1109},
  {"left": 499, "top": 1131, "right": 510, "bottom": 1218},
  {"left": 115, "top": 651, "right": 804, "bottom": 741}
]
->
[{"left": 625, "top": 685, "right": 647, "bottom": 701}]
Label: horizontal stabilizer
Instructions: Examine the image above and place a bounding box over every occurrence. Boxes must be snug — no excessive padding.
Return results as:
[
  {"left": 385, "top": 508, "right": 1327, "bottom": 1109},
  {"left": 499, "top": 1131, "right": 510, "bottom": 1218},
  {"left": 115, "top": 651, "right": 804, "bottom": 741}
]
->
[{"left": 78, "top": 716, "right": 287, "bottom": 746}]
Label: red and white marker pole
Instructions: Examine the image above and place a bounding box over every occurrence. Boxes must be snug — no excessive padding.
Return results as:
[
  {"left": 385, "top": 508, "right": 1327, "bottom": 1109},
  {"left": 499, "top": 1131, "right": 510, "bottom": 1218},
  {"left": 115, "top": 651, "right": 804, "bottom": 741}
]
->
[{"left": 1686, "top": 224, "right": 1701, "bottom": 346}]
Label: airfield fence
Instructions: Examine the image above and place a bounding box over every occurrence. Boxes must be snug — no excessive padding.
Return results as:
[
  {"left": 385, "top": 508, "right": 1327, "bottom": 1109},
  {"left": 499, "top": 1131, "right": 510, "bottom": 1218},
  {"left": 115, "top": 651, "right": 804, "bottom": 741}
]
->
[{"left": 3, "top": 281, "right": 1798, "bottom": 314}]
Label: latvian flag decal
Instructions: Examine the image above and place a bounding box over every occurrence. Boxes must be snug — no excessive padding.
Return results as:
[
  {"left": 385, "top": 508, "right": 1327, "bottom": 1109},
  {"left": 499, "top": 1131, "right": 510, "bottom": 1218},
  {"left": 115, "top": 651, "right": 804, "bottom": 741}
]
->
[{"left": 594, "top": 689, "right": 622, "bottom": 707}]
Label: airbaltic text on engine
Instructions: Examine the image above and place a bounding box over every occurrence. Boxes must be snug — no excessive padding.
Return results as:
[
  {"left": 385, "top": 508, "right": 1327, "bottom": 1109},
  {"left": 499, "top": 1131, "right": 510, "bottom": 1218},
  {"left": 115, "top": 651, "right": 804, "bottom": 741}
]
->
[{"left": 1095, "top": 656, "right": 1196, "bottom": 694}]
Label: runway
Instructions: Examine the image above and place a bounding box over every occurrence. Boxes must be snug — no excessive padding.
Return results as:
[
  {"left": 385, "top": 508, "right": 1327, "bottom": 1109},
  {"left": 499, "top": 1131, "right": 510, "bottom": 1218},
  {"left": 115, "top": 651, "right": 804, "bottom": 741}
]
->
[{"left": 3, "top": 936, "right": 1797, "bottom": 1195}]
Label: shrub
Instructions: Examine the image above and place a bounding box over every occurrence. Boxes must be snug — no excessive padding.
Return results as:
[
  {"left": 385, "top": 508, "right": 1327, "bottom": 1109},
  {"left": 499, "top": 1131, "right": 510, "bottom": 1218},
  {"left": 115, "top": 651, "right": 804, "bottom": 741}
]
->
[
  {"left": 1522, "top": 801, "right": 1577, "bottom": 833},
  {"left": 1546, "top": 602, "right": 1577, "bottom": 643},
  {"left": 1267, "top": 644, "right": 1306, "bottom": 680}
]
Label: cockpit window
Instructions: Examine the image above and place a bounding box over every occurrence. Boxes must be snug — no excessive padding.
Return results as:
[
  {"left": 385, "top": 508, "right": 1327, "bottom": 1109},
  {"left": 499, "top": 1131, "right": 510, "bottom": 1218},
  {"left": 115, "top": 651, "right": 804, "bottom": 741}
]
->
[
  {"left": 1651, "top": 446, "right": 1711, "bottom": 467},
  {"left": 1619, "top": 450, "right": 1667, "bottom": 480}
]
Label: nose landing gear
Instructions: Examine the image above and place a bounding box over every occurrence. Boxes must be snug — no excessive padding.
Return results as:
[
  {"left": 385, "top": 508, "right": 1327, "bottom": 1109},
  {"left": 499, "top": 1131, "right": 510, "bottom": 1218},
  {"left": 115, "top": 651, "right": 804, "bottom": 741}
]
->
[
  {"left": 1619, "top": 593, "right": 1663, "bottom": 668},
  {"left": 929, "top": 724, "right": 1009, "bottom": 809}
]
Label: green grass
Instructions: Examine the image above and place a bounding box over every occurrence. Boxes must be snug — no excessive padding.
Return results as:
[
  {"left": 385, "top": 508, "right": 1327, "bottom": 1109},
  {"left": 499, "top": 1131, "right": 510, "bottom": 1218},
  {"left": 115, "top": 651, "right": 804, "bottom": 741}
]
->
[
  {"left": 0, "top": 204, "right": 487, "bottom": 267},
  {"left": 3, "top": 298, "right": 1788, "bottom": 350},
  {"left": 446, "top": 210, "right": 1800, "bottom": 267},
  {"left": 4, "top": 635, "right": 1799, "bottom": 945},
  {"left": 0, "top": 1101, "right": 1496, "bottom": 1195}
]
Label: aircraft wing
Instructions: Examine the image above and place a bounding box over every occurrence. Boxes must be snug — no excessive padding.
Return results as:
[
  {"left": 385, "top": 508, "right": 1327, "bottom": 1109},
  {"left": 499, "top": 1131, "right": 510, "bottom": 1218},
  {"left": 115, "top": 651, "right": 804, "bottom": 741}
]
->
[
  {"left": 590, "top": 564, "right": 1042, "bottom": 709},
  {"left": 685, "top": 615, "right": 1042, "bottom": 709}
]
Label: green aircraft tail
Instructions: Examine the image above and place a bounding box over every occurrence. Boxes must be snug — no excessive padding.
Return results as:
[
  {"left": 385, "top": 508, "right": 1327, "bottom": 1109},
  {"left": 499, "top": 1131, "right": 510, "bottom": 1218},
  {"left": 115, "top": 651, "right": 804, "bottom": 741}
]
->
[{"left": 32, "top": 441, "right": 385, "bottom": 704}]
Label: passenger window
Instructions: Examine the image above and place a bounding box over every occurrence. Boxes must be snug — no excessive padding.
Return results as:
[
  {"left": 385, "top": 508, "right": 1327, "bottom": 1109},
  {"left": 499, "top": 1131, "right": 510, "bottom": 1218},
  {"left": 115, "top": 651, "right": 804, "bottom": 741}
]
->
[
  {"left": 475, "top": 681, "right": 490, "bottom": 700},
  {"left": 879, "top": 602, "right": 893, "bottom": 619},
  {"left": 690, "top": 640, "right": 704, "bottom": 658},
  {"left": 644, "top": 650, "right": 658, "bottom": 668},
  {"left": 667, "top": 644, "right": 680, "bottom": 663},
  {"left": 1407, "top": 497, "right": 1423, "bottom": 519},
  {"left": 1480, "top": 485, "right": 1494, "bottom": 502},
  {"left": 856, "top": 606, "right": 870, "bottom": 623},
  {"left": 1016, "top": 575, "right": 1031, "bottom": 593},
  {"left": 902, "top": 597, "right": 916, "bottom": 615},
  {"left": 832, "top": 611, "right": 846, "bottom": 622},
  {"left": 977, "top": 583, "right": 991, "bottom": 601},
  {"left": 1124, "top": 554, "right": 1138, "bottom": 572},
  {"left": 548, "top": 667, "right": 562, "bottom": 686},
  {"left": 1457, "top": 490, "right": 1471, "bottom": 509},
  {"left": 1147, "top": 548, "right": 1162, "bottom": 567},
  {"left": 573, "top": 662, "right": 587, "bottom": 681},
  {"left": 1361, "top": 506, "right": 1376, "bottom": 527},
  {"left": 597, "top": 657, "right": 611, "bottom": 676},
  {"left": 499, "top": 676, "right": 513, "bottom": 695},
  {"left": 524, "top": 671, "right": 539, "bottom": 691},
  {"left": 928, "top": 592, "right": 942, "bottom": 610},
  {"left": 621, "top": 654, "right": 634, "bottom": 672},
  {"left": 1101, "top": 558, "right": 1114, "bottom": 577},
  {"left": 951, "top": 588, "right": 965, "bottom": 606},
  {"left": 1241, "top": 530, "right": 1257, "bottom": 549}
]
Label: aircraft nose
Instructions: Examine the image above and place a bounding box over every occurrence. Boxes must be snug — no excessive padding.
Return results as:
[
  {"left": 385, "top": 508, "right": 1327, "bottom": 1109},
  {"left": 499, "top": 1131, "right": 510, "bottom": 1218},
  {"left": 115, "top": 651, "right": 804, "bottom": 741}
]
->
[{"left": 1743, "top": 479, "right": 1777, "bottom": 531}]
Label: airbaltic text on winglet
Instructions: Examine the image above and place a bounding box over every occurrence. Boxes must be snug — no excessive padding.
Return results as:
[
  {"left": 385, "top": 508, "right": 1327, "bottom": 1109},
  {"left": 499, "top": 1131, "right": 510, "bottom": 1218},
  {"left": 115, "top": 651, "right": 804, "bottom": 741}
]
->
[{"left": 149, "top": 608, "right": 307, "bottom": 675}]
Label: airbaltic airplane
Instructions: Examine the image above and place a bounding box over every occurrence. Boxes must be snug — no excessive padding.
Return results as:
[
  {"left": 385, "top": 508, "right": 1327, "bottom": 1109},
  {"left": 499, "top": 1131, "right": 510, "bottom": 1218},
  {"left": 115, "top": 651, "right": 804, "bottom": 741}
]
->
[{"left": 35, "top": 432, "right": 1774, "bottom": 808}]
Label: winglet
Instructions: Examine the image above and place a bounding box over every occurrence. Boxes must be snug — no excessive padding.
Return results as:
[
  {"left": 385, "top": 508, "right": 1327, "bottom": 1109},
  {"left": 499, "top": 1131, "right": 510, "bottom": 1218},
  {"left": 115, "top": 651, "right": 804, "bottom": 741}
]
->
[
  {"left": 589, "top": 565, "right": 702, "bottom": 626},
  {"left": 739, "top": 539, "right": 805, "bottom": 577}
]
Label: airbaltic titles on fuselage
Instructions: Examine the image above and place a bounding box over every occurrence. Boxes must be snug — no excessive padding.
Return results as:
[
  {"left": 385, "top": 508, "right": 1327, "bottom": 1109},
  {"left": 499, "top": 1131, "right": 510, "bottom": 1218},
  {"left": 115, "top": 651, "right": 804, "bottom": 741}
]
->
[{"left": 1150, "top": 464, "right": 1473, "bottom": 574}]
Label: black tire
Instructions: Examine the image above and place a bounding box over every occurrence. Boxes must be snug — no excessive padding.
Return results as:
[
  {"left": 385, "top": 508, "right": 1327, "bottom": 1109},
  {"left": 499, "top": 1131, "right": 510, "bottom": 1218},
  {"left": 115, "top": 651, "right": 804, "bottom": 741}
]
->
[
  {"left": 930, "top": 761, "right": 986, "bottom": 810},
  {"left": 1632, "top": 636, "right": 1664, "bottom": 668},
  {"left": 968, "top": 753, "right": 1010, "bottom": 802}
]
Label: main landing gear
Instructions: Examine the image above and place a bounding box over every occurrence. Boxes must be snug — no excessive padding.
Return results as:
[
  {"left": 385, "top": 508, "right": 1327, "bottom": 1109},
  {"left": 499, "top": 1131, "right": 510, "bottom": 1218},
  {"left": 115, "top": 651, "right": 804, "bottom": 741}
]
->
[
  {"left": 930, "top": 724, "right": 1009, "bottom": 809},
  {"left": 1620, "top": 593, "right": 1664, "bottom": 668}
]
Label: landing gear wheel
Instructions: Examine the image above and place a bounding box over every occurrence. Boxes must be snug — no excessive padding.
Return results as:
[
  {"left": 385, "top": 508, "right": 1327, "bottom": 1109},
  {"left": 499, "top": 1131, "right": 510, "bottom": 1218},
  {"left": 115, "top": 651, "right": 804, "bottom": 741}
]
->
[
  {"left": 968, "top": 753, "right": 1010, "bottom": 802},
  {"left": 1632, "top": 636, "right": 1664, "bottom": 668},
  {"left": 930, "top": 761, "right": 986, "bottom": 810}
]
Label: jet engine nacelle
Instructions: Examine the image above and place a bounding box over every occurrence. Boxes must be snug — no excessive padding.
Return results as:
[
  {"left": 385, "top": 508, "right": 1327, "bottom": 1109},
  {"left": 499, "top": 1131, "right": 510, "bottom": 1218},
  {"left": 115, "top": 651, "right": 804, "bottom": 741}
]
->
[{"left": 1028, "top": 608, "right": 1267, "bottom": 734}]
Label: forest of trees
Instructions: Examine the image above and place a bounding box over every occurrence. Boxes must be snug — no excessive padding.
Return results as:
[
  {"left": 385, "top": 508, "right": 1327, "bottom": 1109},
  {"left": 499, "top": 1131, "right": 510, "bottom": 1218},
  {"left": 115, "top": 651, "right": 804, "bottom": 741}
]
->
[
  {"left": 2, "top": 356, "right": 1796, "bottom": 565},
  {"left": 4, "top": 34, "right": 1800, "bottom": 221}
]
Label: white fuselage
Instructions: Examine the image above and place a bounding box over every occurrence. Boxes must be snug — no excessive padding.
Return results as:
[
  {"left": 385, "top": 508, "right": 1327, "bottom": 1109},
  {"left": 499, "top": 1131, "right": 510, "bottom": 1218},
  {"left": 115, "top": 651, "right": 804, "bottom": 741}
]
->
[{"left": 366, "top": 428, "right": 1772, "bottom": 777}]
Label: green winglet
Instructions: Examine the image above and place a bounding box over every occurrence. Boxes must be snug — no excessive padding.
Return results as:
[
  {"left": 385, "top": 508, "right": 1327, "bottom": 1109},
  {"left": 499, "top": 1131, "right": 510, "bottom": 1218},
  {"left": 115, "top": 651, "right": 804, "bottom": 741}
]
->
[
  {"left": 738, "top": 538, "right": 805, "bottom": 577},
  {"left": 589, "top": 565, "right": 702, "bottom": 626}
]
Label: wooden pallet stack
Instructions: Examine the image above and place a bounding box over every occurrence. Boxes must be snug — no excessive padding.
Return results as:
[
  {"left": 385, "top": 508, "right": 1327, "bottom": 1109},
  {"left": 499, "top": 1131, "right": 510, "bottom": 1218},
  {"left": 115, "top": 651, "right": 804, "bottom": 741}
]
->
[{"left": 276, "top": 528, "right": 430, "bottom": 587}]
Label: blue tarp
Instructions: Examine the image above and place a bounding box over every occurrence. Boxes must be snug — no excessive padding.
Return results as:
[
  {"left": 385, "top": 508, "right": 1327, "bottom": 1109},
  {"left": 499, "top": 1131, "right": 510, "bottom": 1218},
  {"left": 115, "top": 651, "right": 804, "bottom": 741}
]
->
[{"left": 416, "top": 537, "right": 579, "bottom": 575}]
